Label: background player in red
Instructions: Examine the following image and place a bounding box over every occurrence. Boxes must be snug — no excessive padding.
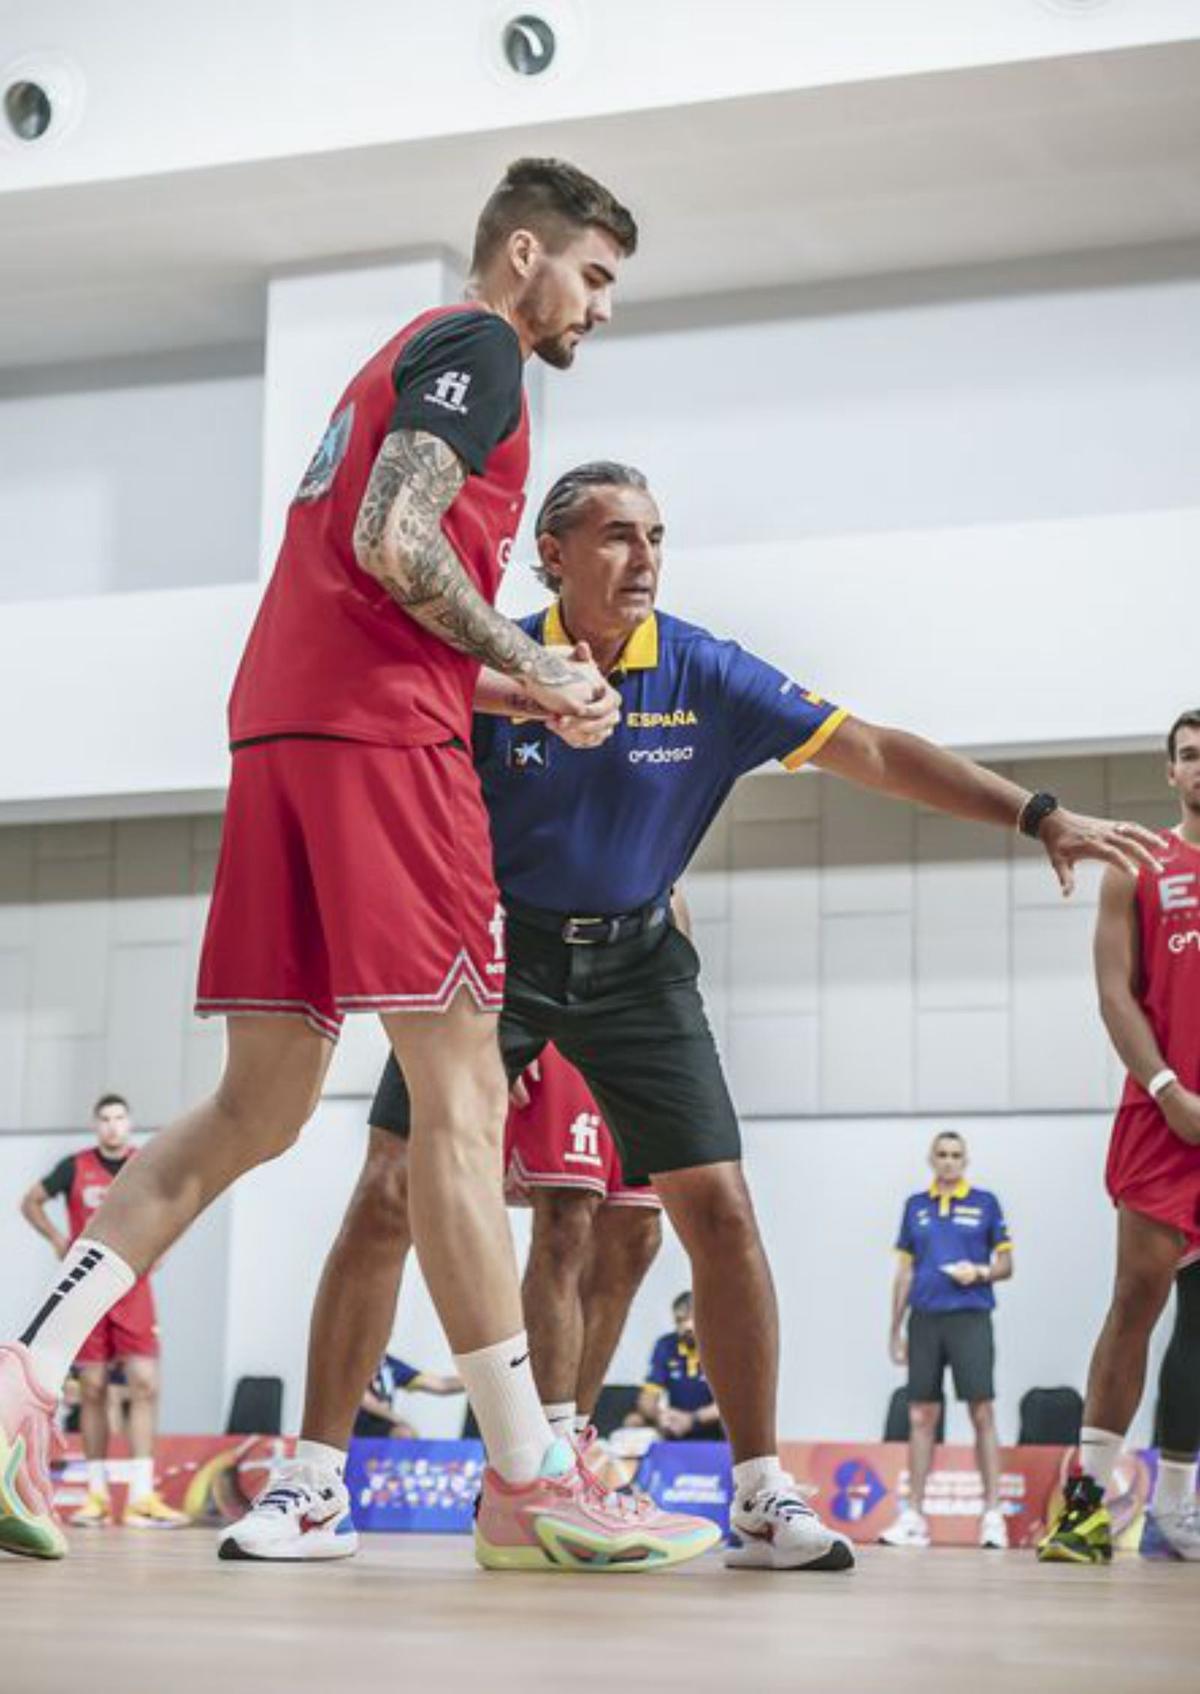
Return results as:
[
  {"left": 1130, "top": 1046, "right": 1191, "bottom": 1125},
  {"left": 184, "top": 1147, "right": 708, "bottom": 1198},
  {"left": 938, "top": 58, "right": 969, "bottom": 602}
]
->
[
  {"left": 0, "top": 159, "right": 718, "bottom": 1574},
  {"left": 18, "top": 1094, "right": 186, "bottom": 1528},
  {"left": 1040, "top": 708, "right": 1200, "bottom": 1563}
]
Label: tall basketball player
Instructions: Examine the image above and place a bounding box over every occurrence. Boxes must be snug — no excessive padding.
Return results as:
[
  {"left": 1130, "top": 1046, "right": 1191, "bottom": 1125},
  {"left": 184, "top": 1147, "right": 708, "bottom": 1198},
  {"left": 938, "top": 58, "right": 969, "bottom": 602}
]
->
[
  {"left": 1040, "top": 709, "right": 1200, "bottom": 1563},
  {"left": 0, "top": 160, "right": 718, "bottom": 1574}
]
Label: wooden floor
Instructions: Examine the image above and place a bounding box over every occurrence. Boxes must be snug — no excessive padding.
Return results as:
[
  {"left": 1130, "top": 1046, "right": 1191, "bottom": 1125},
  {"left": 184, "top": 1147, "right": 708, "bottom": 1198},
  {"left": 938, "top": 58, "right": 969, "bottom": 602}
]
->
[{"left": 3, "top": 1532, "right": 1198, "bottom": 1694}]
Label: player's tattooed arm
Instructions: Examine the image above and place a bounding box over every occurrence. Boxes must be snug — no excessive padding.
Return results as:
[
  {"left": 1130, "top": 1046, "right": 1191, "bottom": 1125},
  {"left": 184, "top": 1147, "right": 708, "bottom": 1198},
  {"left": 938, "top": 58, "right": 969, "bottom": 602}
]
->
[{"left": 353, "top": 429, "right": 572, "bottom": 688}]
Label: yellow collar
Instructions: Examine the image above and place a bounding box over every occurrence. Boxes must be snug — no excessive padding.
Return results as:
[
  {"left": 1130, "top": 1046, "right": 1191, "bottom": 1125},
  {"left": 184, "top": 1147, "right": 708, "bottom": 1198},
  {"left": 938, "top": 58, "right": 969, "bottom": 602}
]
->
[
  {"left": 542, "top": 600, "right": 659, "bottom": 673},
  {"left": 929, "top": 1180, "right": 970, "bottom": 1201}
]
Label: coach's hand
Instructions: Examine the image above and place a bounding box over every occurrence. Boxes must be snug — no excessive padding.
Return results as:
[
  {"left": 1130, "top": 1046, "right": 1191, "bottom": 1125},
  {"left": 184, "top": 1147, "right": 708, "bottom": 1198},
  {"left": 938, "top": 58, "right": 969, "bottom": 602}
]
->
[
  {"left": 889, "top": 1331, "right": 907, "bottom": 1367},
  {"left": 1037, "top": 810, "right": 1162, "bottom": 898},
  {"left": 1160, "top": 1083, "right": 1200, "bottom": 1146}
]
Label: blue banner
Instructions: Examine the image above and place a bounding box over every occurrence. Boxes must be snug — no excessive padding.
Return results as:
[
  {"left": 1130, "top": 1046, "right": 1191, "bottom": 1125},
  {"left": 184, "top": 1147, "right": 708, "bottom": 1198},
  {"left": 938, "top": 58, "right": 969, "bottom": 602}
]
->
[
  {"left": 346, "top": 1438, "right": 485, "bottom": 1534},
  {"left": 635, "top": 1441, "right": 732, "bottom": 1535}
]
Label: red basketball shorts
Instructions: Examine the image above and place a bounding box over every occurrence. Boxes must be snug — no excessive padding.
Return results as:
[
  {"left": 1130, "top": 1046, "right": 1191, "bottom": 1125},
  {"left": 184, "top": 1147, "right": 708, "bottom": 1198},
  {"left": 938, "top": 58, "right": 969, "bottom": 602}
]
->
[
  {"left": 75, "top": 1279, "right": 159, "bottom": 1365},
  {"left": 1106, "top": 1098, "right": 1200, "bottom": 1263},
  {"left": 504, "top": 1044, "right": 660, "bottom": 1209},
  {"left": 196, "top": 738, "right": 504, "bottom": 1040}
]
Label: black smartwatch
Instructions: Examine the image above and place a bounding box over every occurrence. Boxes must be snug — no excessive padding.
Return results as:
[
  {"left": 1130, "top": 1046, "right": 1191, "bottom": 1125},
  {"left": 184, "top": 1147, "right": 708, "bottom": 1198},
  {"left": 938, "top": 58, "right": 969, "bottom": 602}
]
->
[{"left": 1018, "top": 791, "right": 1060, "bottom": 839}]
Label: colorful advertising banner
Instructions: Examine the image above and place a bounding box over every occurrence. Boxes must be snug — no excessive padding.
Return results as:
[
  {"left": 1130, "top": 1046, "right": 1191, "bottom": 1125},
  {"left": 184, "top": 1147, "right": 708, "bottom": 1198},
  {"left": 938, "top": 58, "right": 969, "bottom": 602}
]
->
[{"left": 51, "top": 1435, "right": 1157, "bottom": 1551}]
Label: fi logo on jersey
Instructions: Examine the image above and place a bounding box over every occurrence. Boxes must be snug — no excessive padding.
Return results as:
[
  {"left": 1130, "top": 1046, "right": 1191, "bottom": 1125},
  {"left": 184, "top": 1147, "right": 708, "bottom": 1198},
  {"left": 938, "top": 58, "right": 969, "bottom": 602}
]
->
[
  {"left": 508, "top": 728, "right": 550, "bottom": 774},
  {"left": 294, "top": 402, "right": 355, "bottom": 504}
]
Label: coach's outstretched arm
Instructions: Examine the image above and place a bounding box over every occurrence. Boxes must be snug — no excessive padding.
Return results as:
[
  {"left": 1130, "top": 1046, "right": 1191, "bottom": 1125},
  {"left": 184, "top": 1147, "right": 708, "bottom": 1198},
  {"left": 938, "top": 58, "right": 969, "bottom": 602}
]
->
[
  {"left": 353, "top": 427, "right": 618, "bottom": 726},
  {"left": 812, "top": 718, "right": 1161, "bottom": 895}
]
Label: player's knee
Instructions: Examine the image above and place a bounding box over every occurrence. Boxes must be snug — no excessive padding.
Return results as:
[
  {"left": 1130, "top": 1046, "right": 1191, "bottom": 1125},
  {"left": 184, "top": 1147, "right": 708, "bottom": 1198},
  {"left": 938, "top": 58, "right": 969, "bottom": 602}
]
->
[
  {"left": 908, "top": 1401, "right": 941, "bottom": 1433},
  {"left": 213, "top": 1081, "right": 317, "bottom": 1163},
  {"left": 1111, "top": 1267, "right": 1170, "bottom": 1330},
  {"left": 682, "top": 1174, "right": 760, "bottom": 1258},
  {"left": 126, "top": 1370, "right": 158, "bottom": 1405},
  {"left": 612, "top": 1208, "right": 663, "bottom": 1279},
  {"left": 968, "top": 1399, "right": 994, "bottom": 1430},
  {"left": 78, "top": 1373, "right": 108, "bottom": 1407},
  {"left": 534, "top": 1192, "right": 597, "bottom": 1270}
]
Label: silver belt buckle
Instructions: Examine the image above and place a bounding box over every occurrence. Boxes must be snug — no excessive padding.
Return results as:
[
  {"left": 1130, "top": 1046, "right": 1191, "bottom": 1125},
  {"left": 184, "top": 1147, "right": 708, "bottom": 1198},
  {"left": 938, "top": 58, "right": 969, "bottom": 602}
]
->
[{"left": 562, "top": 915, "right": 609, "bottom": 945}]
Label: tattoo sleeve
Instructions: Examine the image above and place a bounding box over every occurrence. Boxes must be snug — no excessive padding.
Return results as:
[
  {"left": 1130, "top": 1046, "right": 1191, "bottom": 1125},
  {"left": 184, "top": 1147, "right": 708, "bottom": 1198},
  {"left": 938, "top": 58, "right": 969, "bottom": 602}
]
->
[{"left": 352, "top": 429, "right": 572, "bottom": 685}]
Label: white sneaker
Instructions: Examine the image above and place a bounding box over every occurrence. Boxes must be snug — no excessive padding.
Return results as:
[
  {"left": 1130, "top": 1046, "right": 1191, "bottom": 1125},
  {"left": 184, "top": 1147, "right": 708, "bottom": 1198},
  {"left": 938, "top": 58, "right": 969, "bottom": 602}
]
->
[
  {"left": 879, "top": 1504, "right": 931, "bottom": 1547},
  {"left": 726, "top": 1478, "right": 855, "bottom": 1571},
  {"left": 217, "top": 1461, "right": 358, "bottom": 1562},
  {"left": 979, "top": 1506, "right": 1008, "bottom": 1549},
  {"left": 1148, "top": 1504, "right": 1200, "bottom": 1561}
]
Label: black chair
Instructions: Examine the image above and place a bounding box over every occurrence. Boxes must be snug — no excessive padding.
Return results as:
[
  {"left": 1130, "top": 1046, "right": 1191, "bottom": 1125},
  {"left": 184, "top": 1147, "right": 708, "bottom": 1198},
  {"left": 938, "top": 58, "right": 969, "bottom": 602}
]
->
[
  {"left": 226, "top": 1375, "right": 284, "bottom": 1435},
  {"left": 1018, "top": 1387, "right": 1083, "bottom": 1446},
  {"left": 591, "top": 1384, "right": 641, "bottom": 1437},
  {"left": 884, "top": 1386, "right": 945, "bottom": 1443}
]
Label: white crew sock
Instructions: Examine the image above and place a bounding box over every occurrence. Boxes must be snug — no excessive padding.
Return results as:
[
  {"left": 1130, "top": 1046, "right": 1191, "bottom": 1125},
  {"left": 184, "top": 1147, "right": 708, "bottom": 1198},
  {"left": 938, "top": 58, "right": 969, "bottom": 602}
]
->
[
  {"left": 1078, "top": 1426, "right": 1123, "bottom": 1491},
  {"left": 1152, "top": 1456, "right": 1198, "bottom": 1517},
  {"left": 87, "top": 1459, "right": 109, "bottom": 1496},
  {"left": 129, "top": 1456, "right": 155, "bottom": 1500},
  {"left": 573, "top": 1413, "right": 591, "bottom": 1438},
  {"left": 453, "top": 1331, "right": 554, "bottom": 1484},
  {"left": 733, "top": 1454, "right": 788, "bottom": 1504},
  {"left": 542, "top": 1401, "right": 576, "bottom": 1439},
  {"left": 20, "top": 1239, "right": 136, "bottom": 1398},
  {"left": 295, "top": 1438, "right": 347, "bottom": 1480}
]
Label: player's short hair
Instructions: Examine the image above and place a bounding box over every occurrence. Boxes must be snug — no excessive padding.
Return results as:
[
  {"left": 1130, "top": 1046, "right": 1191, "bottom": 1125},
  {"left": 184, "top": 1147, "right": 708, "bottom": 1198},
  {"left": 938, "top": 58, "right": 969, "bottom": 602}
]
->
[
  {"left": 1167, "top": 709, "right": 1200, "bottom": 762},
  {"left": 472, "top": 158, "right": 638, "bottom": 272},
  {"left": 532, "top": 460, "right": 649, "bottom": 588},
  {"left": 93, "top": 1092, "right": 129, "bottom": 1117}
]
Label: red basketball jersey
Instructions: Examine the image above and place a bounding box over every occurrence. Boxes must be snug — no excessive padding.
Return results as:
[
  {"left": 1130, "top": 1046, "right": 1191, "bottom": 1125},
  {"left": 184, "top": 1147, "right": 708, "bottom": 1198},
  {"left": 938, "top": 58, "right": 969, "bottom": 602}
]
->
[
  {"left": 1121, "top": 831, "right": 1200, "bottom": 1101},
  {"left": 229, "top": 304, "right": 529, "bottom": 751},
  {"left": 65, "top": 1146, "right": 137, "bottom": 1244}
]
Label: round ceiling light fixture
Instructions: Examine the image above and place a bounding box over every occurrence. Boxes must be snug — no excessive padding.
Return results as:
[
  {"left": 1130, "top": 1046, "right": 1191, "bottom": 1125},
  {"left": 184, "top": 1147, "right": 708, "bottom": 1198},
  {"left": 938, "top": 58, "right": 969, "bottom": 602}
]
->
[
  {"left": 502, "top": 15, "right": 557, "bottom": 77},
  {"left": 1, "top": 53, "right": 85, "bottom": 148}
]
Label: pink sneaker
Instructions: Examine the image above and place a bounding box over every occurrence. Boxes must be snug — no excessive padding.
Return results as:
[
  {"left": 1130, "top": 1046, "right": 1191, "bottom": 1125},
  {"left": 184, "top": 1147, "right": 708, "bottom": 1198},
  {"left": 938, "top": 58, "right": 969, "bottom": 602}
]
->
[
  {"left": 0, "top": 1342, "right": 67, "bottom": 1560},
  {"left": 474, "top": 1438, "right": 721, "bottom": 1573}
]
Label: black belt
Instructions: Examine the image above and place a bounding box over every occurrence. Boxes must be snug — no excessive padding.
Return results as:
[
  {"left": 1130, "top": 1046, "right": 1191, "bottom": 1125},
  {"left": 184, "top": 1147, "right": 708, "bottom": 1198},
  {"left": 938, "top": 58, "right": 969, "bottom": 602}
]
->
[{"left": 504, "top": 896, "right": 671, "bottom": 947}]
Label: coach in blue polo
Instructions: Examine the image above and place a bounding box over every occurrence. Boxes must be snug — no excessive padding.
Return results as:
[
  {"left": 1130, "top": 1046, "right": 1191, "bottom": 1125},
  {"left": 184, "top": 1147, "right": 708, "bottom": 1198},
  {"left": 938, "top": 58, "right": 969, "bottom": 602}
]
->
[
  {"left": 331, "top": 461, "right": 1145, "bottom": 1573},
  {"left": 882, "top": 1131, "right": 1014, "bottom": 1551}
]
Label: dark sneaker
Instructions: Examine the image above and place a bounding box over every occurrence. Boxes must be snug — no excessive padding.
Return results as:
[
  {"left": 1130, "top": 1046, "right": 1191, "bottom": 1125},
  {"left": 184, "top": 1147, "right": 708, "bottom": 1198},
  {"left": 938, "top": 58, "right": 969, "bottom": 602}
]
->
[{"left": 1037, "top": 1473, "right": 1112, "bottom": 1565}]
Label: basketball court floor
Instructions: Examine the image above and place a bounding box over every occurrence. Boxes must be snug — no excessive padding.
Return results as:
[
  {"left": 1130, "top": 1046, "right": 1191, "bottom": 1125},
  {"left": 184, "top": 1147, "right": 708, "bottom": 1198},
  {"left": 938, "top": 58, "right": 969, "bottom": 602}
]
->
[{"left": 3, "top": 1535, "right": 1196, "bottom": 1694}]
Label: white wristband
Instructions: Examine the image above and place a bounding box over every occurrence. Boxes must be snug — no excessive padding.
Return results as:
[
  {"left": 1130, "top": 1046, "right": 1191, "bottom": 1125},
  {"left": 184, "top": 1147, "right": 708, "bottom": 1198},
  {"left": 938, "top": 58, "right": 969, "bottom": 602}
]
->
[{"left": 1147, "top": 1068, "right": 1178, "bottom": 1100}]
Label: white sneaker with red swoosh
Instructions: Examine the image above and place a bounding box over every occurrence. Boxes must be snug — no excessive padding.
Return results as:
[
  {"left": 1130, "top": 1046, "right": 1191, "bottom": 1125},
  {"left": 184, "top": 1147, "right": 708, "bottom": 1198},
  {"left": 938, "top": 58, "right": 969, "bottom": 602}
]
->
[
  {"left": 726, "top": 1480, "right": 855, "bottom": 1571},
  {"left": 217, "top": 1460, "right": 358, "bottom": 1561}
]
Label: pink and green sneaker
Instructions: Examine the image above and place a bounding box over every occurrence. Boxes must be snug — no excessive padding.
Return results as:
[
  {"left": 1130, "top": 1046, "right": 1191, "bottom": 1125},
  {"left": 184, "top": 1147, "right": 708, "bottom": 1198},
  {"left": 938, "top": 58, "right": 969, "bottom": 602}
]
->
[
  {"left": 0, "top": 1342, "right": 67, "bottom": 1560},
  {"left": 474, "top": 1438, "right": 720, "bottom": 1573}
]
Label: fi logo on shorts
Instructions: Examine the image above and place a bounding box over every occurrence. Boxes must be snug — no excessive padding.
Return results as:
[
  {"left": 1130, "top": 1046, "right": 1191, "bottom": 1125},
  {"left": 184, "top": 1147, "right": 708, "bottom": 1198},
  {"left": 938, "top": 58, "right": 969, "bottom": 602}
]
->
[{"left": 508, "top": 729, "right": 549, "bottom": 774}]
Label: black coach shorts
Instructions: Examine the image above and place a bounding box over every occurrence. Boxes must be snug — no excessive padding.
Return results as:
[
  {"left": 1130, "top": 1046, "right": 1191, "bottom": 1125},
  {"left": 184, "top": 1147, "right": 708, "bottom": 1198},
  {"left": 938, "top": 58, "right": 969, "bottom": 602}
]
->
[
  {"left": 369, "top": 911, "right": 741, "bottom": 1184},
  {"left": 907, "top": 1309, "right": 995, "bottom": 1404}
]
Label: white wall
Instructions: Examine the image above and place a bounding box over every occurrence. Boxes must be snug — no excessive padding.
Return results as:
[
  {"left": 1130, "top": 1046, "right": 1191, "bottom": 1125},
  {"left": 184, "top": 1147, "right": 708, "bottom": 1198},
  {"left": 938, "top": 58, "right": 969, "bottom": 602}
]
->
[{"left": 0, "top": 358, "right": 262, "bottom": 604}]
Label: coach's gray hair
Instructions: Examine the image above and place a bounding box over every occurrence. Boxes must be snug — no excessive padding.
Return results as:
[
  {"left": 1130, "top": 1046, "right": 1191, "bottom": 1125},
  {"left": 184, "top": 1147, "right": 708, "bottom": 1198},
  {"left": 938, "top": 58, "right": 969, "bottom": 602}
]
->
[{"left": 532, "top": 460, "right": 649, "bottom": 588}]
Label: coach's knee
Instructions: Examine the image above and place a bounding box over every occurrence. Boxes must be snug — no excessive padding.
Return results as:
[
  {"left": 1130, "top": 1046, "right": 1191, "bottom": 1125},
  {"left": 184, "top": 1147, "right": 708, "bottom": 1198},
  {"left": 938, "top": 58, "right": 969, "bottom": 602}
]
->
[
  {"left": 908, "top": 1401, "right": 941, "bottom": 1436},
  {"left": 968, "top": 1399, "right": 995, "bottom": 1434},
  {"left": 339, "top": 1131, "right": 412, "bottom": 1251}
]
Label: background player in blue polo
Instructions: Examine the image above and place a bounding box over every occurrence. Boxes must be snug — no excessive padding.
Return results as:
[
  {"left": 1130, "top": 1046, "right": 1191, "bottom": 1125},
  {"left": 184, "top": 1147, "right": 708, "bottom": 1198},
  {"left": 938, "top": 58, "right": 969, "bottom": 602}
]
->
[
  {"left": 881, "top": 1131, "right": 1013, "bottom": 1550},
  {"left": 637, "top": 1292, "right": 723, "bottom": 1442},
  {"left": 236, "top": 458, "right": 1158, "bottom": 1573}
]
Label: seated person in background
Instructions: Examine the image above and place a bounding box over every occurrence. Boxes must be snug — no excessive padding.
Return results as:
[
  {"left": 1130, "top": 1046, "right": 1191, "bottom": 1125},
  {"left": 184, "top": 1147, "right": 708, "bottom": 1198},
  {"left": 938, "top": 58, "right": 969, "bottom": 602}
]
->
[
  {"left": 352, "top": 1353, "right": 462, "bottom": 1440},
  {"left": 635, "top": 1292, "right": 723, "bottom": 1441}
]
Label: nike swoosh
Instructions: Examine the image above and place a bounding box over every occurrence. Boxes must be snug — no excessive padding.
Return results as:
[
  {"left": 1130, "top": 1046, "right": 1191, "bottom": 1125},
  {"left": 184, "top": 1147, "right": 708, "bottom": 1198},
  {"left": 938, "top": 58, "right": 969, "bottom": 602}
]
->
[{"left": 508, "top": 1352, "right": 530, "bottom": 1369}]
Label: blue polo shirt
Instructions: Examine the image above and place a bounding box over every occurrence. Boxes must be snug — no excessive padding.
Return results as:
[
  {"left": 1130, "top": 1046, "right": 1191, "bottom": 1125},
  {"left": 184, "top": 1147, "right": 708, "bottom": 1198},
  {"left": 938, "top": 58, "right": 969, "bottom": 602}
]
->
[
  {"left": 644, "top": 1332, "right": 716, "bottom": 1415},
  {"left": 896, "top": 1183, "right": 1012, "bottom": 1313},
  {"left": 368, "top": 1354, "right": 422, "bottom": 1403},
  {"left": 474, "top": 605, "right": 847, "bottom": 913}
]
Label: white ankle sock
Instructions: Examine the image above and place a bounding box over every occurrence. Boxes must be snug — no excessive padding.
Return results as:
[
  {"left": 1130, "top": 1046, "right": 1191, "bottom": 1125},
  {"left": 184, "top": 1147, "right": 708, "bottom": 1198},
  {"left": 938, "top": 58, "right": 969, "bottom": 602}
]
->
[
  {"left": 733, "top": 1455, "right": 787, "bottom": 1502},
  {"left": 295, "top": 1438, "right": 347, "bottom": 1479},
  {"left": 20, "top": 1239, "right": 136, "bottom": 1398},
  {"left": 542, "top": 1401, "right": 576, "bottom": 1439},
  {"left": 573, "top": 1413, "right": 591, "bottom": 1437},
  {"left": 1078, "top": 1426, "right": 1123, "bottom": 1490},
  {"left": 129, "top": 1457, "right": 154, "bottom": 1500},
  {"left": 453, "top": 1331, "right": 554, "bottom": 1484},
  {"left": 87, "top": 1460, "right": 109, "bottom": 1495},
  {"left": 1153, "top": 1457, "right": 1197, "bottom": 1516}
]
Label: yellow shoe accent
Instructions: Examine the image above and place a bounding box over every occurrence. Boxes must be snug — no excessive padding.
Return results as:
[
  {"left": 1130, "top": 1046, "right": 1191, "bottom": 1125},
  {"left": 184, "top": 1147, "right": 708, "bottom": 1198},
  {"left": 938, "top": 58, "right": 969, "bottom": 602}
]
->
[
  {"left": 0, "top": 1430, "right": 68, "bottom": 1560},
  {"left": 124, "top": 1491, "right": 190, "bottom": 1528},
  {"left": 71, "top": 1489, "right": 113, "bottom": 1527},
  {"left": 476, "top": 1514, "right": 721, "bottom": 1573}
]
